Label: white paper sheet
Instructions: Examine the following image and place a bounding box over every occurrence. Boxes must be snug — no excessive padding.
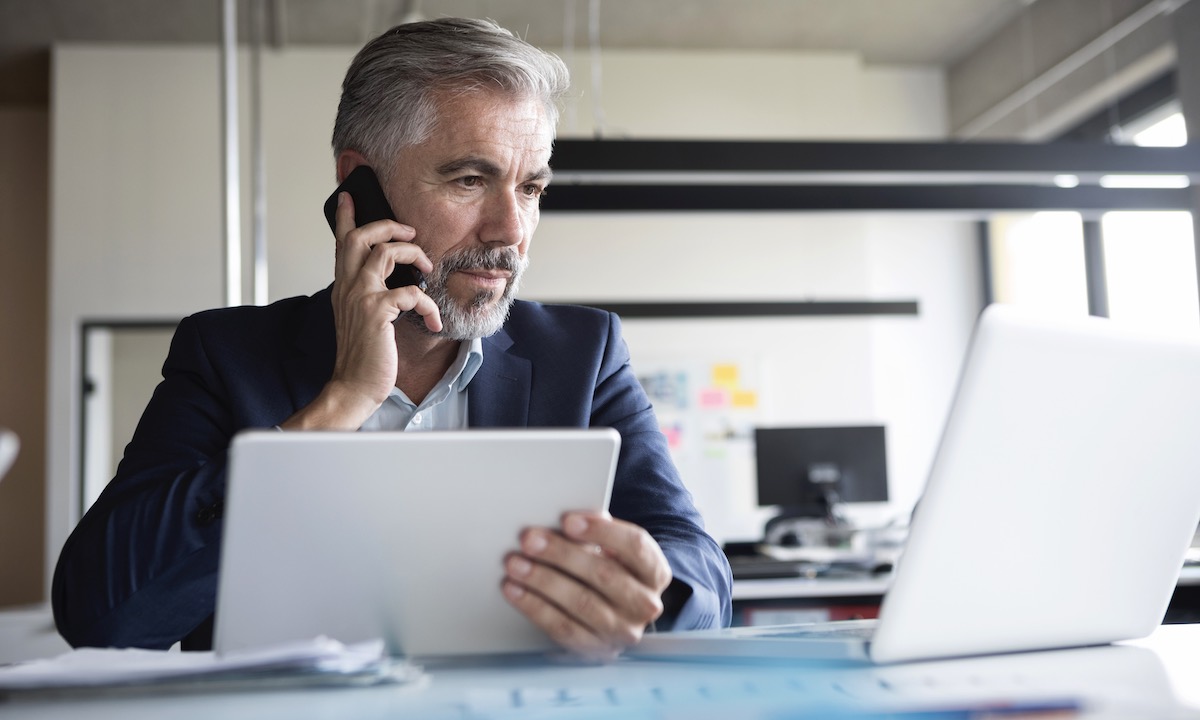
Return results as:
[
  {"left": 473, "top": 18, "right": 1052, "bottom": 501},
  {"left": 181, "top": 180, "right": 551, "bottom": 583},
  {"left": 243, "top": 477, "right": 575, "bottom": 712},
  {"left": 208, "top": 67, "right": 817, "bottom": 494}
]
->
[{"left": 0, "top": 636, "right": 421, "bottom": 693}]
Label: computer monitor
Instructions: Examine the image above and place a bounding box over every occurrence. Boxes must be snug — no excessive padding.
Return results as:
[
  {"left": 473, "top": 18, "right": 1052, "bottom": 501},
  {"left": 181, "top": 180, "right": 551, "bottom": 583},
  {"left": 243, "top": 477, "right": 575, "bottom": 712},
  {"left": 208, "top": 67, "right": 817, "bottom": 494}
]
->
[{"left": 754, "top": 425, "right": 888, "bottom": 521}]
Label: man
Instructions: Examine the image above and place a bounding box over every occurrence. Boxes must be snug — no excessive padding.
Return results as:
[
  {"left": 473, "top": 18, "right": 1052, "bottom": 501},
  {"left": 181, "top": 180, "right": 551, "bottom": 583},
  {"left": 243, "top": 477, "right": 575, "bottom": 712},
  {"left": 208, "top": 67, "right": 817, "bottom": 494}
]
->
[{"left": 52, "top": 18, "right": 731, "bottom": 661}]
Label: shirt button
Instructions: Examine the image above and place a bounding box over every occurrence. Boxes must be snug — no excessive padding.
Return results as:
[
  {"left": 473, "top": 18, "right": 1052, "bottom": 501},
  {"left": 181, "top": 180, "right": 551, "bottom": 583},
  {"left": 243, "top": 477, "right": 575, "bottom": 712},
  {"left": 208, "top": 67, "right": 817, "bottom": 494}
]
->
[{"left": 412, "top": 413, "right": 423, "bottom": 425}]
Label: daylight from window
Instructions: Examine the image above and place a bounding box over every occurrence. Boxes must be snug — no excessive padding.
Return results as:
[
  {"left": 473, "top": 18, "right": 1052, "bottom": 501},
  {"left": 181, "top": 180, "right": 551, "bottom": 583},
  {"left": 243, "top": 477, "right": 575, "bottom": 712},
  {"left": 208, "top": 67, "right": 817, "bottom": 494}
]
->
[
  {"left": 1103, "top": 111, "right": 1199, "bottom": 336},
  {"left": 990, "top": 211, "right": 1089, "bottom": 317},
  {"left": 1131, "top": 111, "right": 1187, "bottom": 147},
  {"left": 1103, "top": 209, "right": 1199, "bottom": 335},
  {"left": 991, "top": 110, "right": 1198, "bottom": 333}
]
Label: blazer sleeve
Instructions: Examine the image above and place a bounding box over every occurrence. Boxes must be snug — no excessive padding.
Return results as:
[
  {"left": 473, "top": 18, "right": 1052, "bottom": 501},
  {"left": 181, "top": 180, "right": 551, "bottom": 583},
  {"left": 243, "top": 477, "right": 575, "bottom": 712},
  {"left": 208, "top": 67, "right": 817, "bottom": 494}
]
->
[
  {"left": 52, "top": 316, "right": 241, "bottom": 649},
  {"left": 590, "top": 312, "right": 733, "bottom": 630}
]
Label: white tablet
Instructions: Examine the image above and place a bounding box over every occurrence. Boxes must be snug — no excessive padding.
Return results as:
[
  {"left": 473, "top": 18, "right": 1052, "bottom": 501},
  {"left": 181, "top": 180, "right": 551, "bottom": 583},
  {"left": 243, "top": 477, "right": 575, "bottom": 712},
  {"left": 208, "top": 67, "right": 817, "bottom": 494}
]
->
[{"left": 214, "top": 428, "right": 619, "bottom": 658}]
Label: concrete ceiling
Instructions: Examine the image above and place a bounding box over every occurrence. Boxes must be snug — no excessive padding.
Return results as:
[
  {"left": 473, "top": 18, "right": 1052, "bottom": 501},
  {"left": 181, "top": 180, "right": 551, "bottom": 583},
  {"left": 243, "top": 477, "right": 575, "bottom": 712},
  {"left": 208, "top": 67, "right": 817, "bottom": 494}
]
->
[{"left": 0, "top": 0, "right": 1026, "bottom": 104}]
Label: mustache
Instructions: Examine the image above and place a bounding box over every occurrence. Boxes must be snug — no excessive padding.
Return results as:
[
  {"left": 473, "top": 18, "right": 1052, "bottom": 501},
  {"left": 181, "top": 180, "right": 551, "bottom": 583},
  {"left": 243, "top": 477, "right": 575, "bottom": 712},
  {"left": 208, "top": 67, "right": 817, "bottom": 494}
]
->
[{"left": 436, "top": 246, "right": 526, "bottom": 276}]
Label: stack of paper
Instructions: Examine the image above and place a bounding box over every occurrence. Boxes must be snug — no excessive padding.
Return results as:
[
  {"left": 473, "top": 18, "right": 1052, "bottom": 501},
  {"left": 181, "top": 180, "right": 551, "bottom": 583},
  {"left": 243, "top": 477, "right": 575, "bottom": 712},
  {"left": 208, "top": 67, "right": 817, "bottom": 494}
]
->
[{"left": 0, "top": 636, "right": 423, "bottom": 697}]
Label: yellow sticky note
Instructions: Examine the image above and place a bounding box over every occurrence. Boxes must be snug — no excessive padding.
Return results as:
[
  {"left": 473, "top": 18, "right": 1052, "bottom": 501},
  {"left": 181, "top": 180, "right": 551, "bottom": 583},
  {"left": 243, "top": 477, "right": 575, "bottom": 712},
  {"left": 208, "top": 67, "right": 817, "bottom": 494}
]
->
[
  {"left": 712, "top": 364, "right": 739, "bottom": 390},
  {"left": 732, "top": 390, "right": 758, "bottom": 409}
]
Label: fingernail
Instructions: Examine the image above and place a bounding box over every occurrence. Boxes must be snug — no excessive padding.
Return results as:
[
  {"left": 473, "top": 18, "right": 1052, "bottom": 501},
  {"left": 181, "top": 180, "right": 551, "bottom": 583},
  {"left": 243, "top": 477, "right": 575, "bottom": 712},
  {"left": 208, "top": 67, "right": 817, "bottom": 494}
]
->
[
  {"left": 337, "top": 191, "right": 347, "bottom": 206},
  {"left": 509, "top": 556, "right": 532, "bottom": 577},
  {"left": 565, "top": 514, "right": 587, "bottom": 536},
  {"left": 504, "top": 582, "right": 525, "bottom": 600},
  {"left": 524, "top": 533, "right": 547, "bottom": 554}
]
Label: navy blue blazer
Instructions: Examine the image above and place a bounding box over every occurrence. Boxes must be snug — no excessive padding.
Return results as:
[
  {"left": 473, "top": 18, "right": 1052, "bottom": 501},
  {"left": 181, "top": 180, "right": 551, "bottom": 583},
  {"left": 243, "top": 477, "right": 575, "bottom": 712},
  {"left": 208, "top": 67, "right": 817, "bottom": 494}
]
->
[{"left": 52, "top": 288, "right": 732, "bottom": 649}]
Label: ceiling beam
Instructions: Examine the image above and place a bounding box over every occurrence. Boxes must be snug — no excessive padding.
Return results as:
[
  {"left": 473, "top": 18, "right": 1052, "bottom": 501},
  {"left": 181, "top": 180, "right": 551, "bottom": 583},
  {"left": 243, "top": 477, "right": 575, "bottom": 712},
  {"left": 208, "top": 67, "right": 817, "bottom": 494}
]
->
[
  {"left": 542, "top": 139, "right": 1200, "bottom": 213},
  {"left": 549, "top": 139, "right": 1200, "bottom": 177}
]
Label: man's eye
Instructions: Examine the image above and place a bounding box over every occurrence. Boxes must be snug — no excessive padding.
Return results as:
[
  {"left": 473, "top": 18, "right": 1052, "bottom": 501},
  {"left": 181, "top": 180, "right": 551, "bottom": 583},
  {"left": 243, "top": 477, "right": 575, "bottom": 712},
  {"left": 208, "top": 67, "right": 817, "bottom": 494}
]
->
[
  {"left": 523, "top": 184, "right": 546, "bottom": 198},
  {"left": 458, "top": 176, "right": 482, "bottom": 188}
]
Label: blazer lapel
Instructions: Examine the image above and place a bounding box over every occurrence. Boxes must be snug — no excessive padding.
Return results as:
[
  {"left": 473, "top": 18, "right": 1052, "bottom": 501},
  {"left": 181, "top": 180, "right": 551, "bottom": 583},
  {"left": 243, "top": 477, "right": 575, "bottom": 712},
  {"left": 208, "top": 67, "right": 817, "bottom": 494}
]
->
[{"left": 469, "top": 329, "right": 531, "bottom": 428}]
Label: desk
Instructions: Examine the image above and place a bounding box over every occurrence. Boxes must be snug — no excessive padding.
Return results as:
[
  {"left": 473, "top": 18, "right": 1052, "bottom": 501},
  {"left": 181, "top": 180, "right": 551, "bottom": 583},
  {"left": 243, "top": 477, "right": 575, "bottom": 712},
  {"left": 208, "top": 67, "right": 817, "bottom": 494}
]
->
[
  {"left": 732, "top": 566, "right": 1200, "bottom": 626},
  {"left": 3, "top": 624, "right": 1200, "bottom": 719},
  {"left": 733, "top": 574, "right": 891, "bottom": 626}
]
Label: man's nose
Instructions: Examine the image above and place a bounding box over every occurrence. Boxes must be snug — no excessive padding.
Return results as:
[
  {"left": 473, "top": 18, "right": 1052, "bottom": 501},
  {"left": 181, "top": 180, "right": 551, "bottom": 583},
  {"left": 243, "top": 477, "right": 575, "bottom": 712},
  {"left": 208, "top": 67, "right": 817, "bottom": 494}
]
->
[{"left": 480, "top": 190, "right": 526, "bottom": 247}]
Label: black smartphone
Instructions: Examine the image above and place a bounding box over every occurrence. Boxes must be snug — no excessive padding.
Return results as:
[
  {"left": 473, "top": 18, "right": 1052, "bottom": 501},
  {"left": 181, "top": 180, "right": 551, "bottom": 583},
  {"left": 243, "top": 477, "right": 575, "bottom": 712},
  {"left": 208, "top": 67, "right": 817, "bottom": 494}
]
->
[{"left": 323, "top": 165, "right": 425, "bottom": 290}]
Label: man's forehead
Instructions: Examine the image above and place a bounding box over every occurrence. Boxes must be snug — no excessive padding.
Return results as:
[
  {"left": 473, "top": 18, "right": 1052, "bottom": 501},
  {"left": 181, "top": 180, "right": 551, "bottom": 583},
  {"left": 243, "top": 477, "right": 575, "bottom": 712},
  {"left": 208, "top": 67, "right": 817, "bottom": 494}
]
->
[
  {"left": 397, "top": 90, "right": 554, "bottom": 172},
  {"left": 433, "top": 90, "right": 551, "bottom": 134},
  {"left": 436, "top": 121, "right": 553, "bottom": 155},
  {"left": 427, "top": 131, "right": 554, "bottom": 174},
  {"left": 434, "top": 153, "right": 552, "bottom": 179}
]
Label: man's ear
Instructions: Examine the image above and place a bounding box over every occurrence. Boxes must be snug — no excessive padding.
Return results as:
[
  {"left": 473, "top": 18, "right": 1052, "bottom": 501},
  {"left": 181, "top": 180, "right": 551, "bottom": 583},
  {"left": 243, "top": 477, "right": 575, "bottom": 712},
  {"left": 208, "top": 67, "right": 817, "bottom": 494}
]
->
[{"left": 335, "top": 150, "right": 370, "bottom": 184}]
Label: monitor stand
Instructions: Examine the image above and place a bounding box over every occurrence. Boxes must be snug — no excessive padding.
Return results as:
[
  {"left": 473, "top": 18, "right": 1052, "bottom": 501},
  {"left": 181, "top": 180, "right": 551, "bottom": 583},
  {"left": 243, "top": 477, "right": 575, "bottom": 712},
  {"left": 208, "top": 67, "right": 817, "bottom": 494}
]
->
[{"left": 763, "top": 489, "right": 851, "bottom": 549}]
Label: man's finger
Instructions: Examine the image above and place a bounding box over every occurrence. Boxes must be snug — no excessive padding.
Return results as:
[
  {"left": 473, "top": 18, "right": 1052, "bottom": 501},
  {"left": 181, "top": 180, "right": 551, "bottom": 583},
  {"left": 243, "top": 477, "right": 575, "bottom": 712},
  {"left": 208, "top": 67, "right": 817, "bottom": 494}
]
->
[
  {"left": 362, "top": 238, "right": 433, "bottom": 288},
  {"left": 501, "top": 579, "right": 620, "bottom": 662},
  {"left": 390, "top": 285, "right": 443, "bottom": 333},
  {"left": 560, "top": 514, "right": 673, "bottom": 592},
  {"left": 505, "top": 550, "right": 647, "bottom": 646},
  {"left": 517, "top": 529, "right": 663, "bottom": 627},
  {"left": 332, "top": 191, "right": 358, "bottom": 285},
  {"left": 333, "top": 189, "right": 357, "bottom": 242},
  {"left": 336, "top": 205, "right": 420, "bottom": 289}
]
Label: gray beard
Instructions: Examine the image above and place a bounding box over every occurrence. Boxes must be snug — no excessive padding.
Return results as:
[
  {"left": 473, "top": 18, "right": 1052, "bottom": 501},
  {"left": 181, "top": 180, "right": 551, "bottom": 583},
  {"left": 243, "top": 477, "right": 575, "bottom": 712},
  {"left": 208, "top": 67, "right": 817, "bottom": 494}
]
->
[{"left": 403, "top": 245, "right": 527, "bottom": 340}]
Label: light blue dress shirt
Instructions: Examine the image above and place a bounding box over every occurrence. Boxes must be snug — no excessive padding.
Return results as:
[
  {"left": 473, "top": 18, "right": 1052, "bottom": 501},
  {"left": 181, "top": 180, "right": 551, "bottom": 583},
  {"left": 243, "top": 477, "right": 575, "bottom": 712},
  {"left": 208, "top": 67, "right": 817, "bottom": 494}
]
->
[{"left": 358, "top": 338, "right": 484, "bottom": 432}]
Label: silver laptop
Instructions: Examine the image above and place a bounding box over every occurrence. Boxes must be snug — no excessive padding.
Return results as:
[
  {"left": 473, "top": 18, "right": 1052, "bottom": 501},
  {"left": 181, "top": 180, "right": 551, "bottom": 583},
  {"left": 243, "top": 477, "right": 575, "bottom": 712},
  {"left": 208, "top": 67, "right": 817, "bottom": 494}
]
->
[
  {"left": 214, "top": 428, "right": 619, "bottom": 657},
  {"left": 633, "top": 305, "right": 1200, "bottom": 664}
]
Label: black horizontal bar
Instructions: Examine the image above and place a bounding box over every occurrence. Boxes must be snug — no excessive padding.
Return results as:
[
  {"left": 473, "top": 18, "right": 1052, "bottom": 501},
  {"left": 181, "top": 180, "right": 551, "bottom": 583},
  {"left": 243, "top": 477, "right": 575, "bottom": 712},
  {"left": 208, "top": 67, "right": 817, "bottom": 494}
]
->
[
  {"left": 541, "top": 184, "right": 1193, "bottom": 212},
  {"left": 82, "top": 319, "right": 180, "bottom": 330},
  {"left": 564, "top": 301, "right": 919, "bottom": 318},
  {"left": 551, "top": 139, "right": 1200, "bottom": 175}
]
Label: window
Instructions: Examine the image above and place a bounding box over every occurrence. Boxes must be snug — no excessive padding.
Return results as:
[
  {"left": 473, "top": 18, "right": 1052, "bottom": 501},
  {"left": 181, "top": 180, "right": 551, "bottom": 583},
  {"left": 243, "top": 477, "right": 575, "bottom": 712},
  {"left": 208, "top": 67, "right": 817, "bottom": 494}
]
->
[
  {"left": 989, "top": 212, "right": 1089, "bottom": 317},
  {"left": 1124, "top": 102, "right": 1187, "bottom": 147},
  {"left": 989, "top": 108, "right": 1199, "bottom": 335},
  {"left": 1102, "top": 110, "right": 1199, "bottom": 336},
  {"left": 1101, "top": 209, "right": 1198, "bottom": 335}
]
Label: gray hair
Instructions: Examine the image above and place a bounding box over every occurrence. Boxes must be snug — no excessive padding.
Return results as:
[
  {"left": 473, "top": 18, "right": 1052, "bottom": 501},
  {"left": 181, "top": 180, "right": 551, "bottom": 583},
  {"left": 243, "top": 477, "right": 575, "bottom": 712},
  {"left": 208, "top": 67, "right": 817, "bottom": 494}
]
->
[{"left": 332, "top": 17, "right": 571, "bottom": 178}]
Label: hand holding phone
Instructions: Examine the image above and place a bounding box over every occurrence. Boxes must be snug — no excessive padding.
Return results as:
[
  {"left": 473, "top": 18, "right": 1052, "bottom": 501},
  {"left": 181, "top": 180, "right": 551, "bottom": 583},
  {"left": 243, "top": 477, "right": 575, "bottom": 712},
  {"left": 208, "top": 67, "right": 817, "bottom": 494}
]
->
[{"left": 323, "top": 165, "right": 426, "bottom": 290}]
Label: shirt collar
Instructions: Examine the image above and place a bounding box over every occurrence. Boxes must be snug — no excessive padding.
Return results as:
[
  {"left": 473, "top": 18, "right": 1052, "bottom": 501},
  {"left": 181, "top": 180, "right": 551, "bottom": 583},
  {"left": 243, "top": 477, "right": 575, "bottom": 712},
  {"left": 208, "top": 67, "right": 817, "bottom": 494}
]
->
[
  {"left": 384, "top": 338, "right": 485, "bottom": 406},
  {"left": 455, "top": 337, "right": 485, "bottom": 392}
]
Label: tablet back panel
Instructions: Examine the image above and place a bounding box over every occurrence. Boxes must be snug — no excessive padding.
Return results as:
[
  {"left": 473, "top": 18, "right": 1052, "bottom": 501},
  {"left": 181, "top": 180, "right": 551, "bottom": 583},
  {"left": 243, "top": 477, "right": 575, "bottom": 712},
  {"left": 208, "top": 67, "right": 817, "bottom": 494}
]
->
[{"left": 214, "top": 428, "right": 619, "bottom": 657}]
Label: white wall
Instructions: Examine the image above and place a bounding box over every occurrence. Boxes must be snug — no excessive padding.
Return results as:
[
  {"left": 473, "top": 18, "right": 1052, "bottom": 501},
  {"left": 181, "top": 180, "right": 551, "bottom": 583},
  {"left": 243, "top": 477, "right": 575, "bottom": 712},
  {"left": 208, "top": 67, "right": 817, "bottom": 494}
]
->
[
  {"left": 558, "top": 50, "right": 948, "bottom": 139},
  {"left": 48, "top": 43, "right": 975, "bottom": 581},
  {"left": 524, "top": 213, "right": 979, "bottom": 542},
  {"left": 262, "top": 47, "right": 951, "bottom": 300}
]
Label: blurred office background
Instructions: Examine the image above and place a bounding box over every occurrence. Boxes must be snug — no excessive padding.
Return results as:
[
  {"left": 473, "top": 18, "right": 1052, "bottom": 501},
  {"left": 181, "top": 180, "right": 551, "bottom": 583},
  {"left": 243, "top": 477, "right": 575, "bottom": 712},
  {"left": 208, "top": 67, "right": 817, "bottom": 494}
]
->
[{"left": 1, "top": 0, "right": 1197, "bottom": 608}]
